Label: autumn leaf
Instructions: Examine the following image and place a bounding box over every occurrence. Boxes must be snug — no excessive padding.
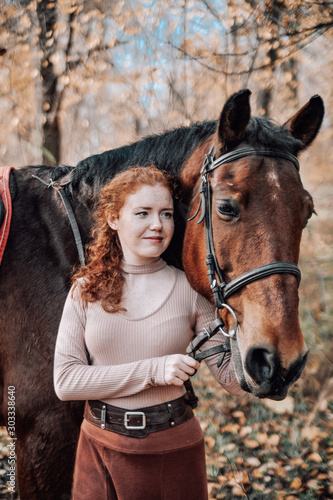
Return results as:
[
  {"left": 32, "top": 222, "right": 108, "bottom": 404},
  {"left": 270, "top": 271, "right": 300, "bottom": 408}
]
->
[
  {"left": 221, "top": 423, "right": 240, "bottom": 433},
  {"left": 244, "top": 438, "right": 260, "bottom": 449},
  {"left": 261, "top": 396, "right": 295, "bottom": 414},
  {"left": 227, "top": 470, "right": 250, "bottom": 486},
  {"left": 267, "top": 434, "right": 280, "bottom": 446},
  {"left": 290, "top": 477, "right": 302, "bottom": 488},
  {"left": 307, "top": 452, "right": 323, "bottom": 463},
  {"left": 245, "top": 456, "right": 261, "bottom": 467},
  {"left": 205, "top": 435, "right": 216, "bottom": 449}
]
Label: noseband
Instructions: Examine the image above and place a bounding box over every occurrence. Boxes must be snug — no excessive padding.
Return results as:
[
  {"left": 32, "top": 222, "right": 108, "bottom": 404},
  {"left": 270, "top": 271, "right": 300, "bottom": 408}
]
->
[{"left": 188, "top": 145, "right": 301, "bottom": 339}]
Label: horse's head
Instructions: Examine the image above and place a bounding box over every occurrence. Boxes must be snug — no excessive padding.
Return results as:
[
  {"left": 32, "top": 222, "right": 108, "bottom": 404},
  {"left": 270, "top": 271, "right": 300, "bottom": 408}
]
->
[{"left": 182, "top": 89, "right": 324, "bottom": 400}]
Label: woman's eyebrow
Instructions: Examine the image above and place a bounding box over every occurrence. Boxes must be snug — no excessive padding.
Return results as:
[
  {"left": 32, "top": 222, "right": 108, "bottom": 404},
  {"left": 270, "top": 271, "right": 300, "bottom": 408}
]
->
[{"left": 133, "top": 206, "right": 174, "bottom": 210}]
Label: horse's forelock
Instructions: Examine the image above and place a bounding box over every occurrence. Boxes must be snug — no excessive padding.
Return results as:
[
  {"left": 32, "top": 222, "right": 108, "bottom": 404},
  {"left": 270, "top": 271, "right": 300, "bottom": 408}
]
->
[{"left": 244, "top": 117, "right": 303, "bottom": 154}]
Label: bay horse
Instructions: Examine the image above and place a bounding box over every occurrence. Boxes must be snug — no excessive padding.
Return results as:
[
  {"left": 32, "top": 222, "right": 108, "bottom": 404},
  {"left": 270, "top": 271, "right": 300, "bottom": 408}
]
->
[{"left": 0, "top": 89, "right": 324, "bottom": 499}]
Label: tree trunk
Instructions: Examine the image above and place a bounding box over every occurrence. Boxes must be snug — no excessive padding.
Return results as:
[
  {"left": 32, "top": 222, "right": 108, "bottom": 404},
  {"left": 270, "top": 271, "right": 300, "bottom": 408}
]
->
[
  {"left": 36, "top": 1, "right": 60, "bottom": 165},
  {"left": 281, "top": 57, "right": 298, "bottom": 109}
]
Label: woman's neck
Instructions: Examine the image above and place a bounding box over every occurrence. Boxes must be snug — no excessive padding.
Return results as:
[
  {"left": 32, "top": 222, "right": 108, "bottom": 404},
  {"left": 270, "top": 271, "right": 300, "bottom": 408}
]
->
[{"left": 120, "top": 258, "right": 167, "bottom": 275}]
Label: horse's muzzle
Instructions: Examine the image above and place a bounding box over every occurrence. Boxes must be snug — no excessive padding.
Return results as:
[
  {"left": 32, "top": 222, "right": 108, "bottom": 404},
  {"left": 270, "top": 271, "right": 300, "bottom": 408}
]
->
[{"left": 243, "top": 345, "right": 309, "bottom": 399}]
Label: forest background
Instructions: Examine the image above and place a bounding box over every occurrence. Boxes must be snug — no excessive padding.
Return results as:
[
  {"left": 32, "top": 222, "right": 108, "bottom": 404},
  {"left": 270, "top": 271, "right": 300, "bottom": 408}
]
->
[{"left": 0, "top": 0, "right": 332, "bottom": 498}]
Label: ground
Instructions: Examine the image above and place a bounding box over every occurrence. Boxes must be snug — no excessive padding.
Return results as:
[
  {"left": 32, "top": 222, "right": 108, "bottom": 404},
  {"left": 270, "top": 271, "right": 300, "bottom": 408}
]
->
[{"left": 195, "top": 358, "right": 333, "bottom": 500}]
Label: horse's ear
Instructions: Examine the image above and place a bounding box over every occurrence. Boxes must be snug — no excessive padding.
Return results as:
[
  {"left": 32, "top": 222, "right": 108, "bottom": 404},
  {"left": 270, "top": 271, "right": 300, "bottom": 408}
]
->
[
  {"left": 217, "top": 89, "right": 251, "bottom": 151},
  {"left": 284, "top": 95, "right": 324, "bottom": 150}
]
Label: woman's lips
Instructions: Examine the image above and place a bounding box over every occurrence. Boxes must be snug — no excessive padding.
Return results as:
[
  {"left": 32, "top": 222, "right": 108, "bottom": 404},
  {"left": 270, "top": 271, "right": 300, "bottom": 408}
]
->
[{"left": 144, "top": 236, "right": 163, "bottom": 242}]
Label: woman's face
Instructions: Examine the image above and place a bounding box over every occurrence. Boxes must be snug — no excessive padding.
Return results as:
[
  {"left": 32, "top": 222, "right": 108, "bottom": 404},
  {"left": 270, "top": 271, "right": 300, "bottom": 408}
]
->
[{"left": 108, "top": 183, "right": 174, "bottom": 265}]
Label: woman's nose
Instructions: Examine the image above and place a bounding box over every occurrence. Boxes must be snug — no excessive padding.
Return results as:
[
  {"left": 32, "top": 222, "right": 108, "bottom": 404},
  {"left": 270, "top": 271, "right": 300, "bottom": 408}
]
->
[{"left": 150, "top": 215, "right": 162, "bottom": 230}]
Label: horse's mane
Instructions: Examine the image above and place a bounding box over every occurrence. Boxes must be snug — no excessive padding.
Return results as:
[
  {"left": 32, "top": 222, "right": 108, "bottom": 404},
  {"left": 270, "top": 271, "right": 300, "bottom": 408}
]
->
[
  {"left": 31, "top": 116, "right": 302, "bottom": 188},
  {"left": 71, "top": 121, "right": 218, "bottom": 188}
]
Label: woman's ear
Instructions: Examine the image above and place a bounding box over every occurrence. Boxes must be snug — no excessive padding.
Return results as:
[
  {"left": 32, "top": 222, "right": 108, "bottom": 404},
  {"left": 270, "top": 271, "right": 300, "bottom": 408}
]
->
[{"left": 108, "top": 215, "right": 118, "bottom": 230}]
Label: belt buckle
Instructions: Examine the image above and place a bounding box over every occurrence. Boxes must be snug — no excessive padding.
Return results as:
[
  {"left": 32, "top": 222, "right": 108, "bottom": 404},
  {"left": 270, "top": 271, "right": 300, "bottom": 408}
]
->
[{"left": 124, "top": 411, "right": 146, "bottom": 430}]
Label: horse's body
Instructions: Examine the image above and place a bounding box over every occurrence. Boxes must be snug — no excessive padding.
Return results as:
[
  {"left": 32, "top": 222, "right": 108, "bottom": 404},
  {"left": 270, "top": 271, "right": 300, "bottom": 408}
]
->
[{"left": 0, "top": 90, "right": 324, "bottom": 498}]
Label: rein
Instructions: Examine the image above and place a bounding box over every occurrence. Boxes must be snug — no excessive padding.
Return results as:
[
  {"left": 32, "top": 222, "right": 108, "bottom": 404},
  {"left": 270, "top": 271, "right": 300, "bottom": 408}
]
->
[
  {"left": 32, "top": 172, "right": 86, "bottom": 267},
  {"left": 186, "top": 145, "right": 302, "bottom": 364}
]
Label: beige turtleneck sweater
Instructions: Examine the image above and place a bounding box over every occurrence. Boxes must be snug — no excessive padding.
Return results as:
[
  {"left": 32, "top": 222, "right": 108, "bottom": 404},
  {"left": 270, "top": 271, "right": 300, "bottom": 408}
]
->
[{"left": 54, "top": 259, "right": 243, "bottom": 410}]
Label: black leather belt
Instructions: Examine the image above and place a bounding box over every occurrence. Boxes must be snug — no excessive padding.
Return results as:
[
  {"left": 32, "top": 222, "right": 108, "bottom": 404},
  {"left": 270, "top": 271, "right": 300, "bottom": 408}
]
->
[{"left": 85, "top": 395, "right": 194, "bottom": 438}]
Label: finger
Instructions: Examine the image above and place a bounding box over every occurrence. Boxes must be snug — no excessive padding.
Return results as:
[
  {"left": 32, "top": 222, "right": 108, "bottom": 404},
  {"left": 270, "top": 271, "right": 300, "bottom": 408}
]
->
[
  {"left": 165, "top": 373, "right": 187, "bottom": 386},
  {"left": 170, "top": 377, "right": 186, "bottom": 387},
  {"left": 180, "top": 363, "right": 197, "bottom": 376},
  {"left": 178, "top": 358, "right": 200, "bottom": 374},
  {"left": 170, "top": 371, "right": 189, "bottom": 385},
  {"left": 183, "top": 355, "right": 200, "bottom": 370},
  {"left": 165, "top": 365, "right": 191, "bottom": 385},
  {"left": 184, "top": 356, "right": 200, "bottom": 370}
]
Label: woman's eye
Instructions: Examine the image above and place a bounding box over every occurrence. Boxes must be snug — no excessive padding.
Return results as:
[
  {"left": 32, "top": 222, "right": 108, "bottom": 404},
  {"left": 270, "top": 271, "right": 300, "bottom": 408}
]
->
[
  {"left": 162, "top": 212, "right": 173, "bottom": 219},
  {"left": 136, "top": 211, "right": 148, "bottom": 217}
]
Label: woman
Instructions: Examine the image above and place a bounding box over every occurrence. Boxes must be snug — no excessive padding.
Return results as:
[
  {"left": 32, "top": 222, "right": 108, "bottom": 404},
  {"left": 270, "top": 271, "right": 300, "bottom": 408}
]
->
[{"left": 54, "top": 166, "right": 244, "bottom": 500}]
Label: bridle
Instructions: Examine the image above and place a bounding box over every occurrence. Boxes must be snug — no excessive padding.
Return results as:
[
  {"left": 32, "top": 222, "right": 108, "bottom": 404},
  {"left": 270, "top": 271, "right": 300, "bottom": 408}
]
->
[
  {"left": 185, "top": 145, "right": 302, "bottom": 366},
  {"left": 32, "top": 171, "right": 86, "bottom": 267}
]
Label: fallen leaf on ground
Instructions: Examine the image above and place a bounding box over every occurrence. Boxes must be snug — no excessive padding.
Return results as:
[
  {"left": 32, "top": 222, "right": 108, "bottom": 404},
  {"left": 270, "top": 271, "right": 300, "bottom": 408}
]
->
[
  {"left": 231, "top": 484, "right": 247, "bottom": 496},
  {"left": 239, "top": 426, "right": 252, "bottom": 437},
  {"left": 307, "top": 479, "right": 319, "bottom": 489},
  {"left": 245, "top": 456, "right": 261, "bottom": 467},
  {"left": 252, "top": 482, "right": 265, "bottom": 491},
  {"left": 244, "top": 438, "right": 260, "bottom": 449},
  {"left": 221, "top": 423, "right": 240, "bottom": 433},
  {"left": 257, "top": 432, "right": 268, "bottom": 444},
  {"left": 307, "top": 452, "right": 323, "bottom": 463},
  {"left": 219, "top": 443, "right": 236, "bottom": 452},
  {"left": 205, "top": 436, "right": 215, "bottom": 448},
  {"left": 290, "top": 477, "right": 302, "bottom": 488},
  {"left": 268, "top": 434, "right": 280, "bottom": 446},
  {"left": 227, "top": 470, "right": 250, "bottom": 486},
  {"left": 252, "top": 468, "right": 263, "bottom": 478},
  {"left": 261, "top": 396, "right": 295, "bottom": 414}
]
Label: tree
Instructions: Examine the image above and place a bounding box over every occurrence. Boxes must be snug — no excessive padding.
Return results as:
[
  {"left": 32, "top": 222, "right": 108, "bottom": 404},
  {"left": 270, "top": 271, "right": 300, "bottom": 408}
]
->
[
  {"left": 1, "top": 0, "right": 126, "bottom": 165},
  {"left": 1, "top": 0, "right": 332, "bottom": 167}
]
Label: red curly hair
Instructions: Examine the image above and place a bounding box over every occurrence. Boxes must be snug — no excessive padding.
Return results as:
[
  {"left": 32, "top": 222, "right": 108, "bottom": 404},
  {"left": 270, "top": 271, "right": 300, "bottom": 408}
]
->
[{"left": 73, "top": 166, "right": 179, "bottom": 313}]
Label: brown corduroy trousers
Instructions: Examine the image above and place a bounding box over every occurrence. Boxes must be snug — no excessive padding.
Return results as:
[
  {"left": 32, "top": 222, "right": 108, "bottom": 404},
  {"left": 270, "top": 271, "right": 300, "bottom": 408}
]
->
[{"left": 72, "top": 417, "right": 208, "bottom": 500}]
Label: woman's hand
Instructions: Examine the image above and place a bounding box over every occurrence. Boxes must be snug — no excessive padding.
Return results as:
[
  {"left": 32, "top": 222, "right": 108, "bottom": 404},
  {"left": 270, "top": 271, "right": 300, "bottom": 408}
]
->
[{"left": 164, "top": 355, "right": 200, "bottom": 386}]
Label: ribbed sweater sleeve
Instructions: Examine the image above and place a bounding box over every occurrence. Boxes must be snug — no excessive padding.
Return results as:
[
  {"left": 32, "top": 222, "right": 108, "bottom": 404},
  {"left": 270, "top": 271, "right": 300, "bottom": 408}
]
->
[{"left": 53, "top": 285, "right": 167, "bottom": 402}]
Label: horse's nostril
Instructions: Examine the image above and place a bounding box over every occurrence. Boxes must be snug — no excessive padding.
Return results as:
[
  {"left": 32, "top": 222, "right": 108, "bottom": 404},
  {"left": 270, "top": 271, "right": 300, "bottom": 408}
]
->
[
  {"left": 245, "top": 347, "right": 277, "bottom": 385},
  {"left": 288, "top": 351, "right": 308, "bottom": 385}
]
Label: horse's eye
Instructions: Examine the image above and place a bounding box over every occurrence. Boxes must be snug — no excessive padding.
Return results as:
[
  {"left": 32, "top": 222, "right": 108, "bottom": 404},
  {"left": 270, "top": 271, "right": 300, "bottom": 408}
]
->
[
  {"left": 303, "top": 195, "right": 315, "bottom": 227},
  {"left": 216, "top": 200, "right": 240, "bottom": 221},
  {"left": 305, "top": 206, "right": 316, "bottom": 227},
  {"left": 308, "top": 207, "right": 316, "bottom": 220}
]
